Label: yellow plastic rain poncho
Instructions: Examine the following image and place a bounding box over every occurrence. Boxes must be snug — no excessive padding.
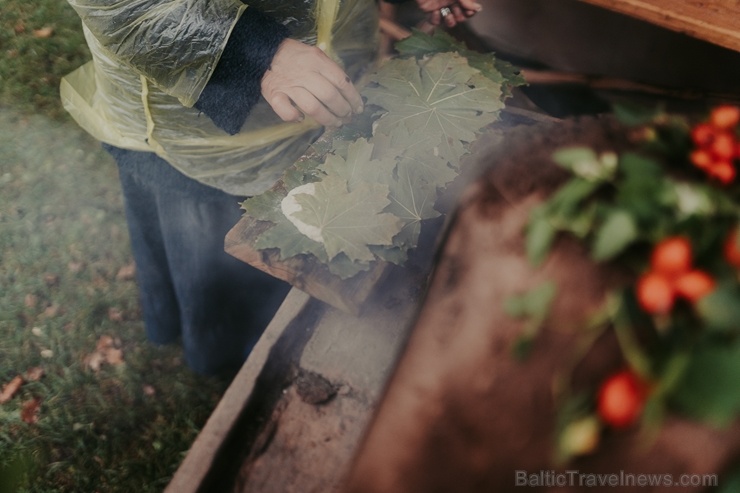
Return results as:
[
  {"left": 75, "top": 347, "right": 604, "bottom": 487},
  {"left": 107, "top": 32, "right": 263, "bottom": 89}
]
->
[{"left": 60, "top": 0, "right": 380, "bottom": 196}]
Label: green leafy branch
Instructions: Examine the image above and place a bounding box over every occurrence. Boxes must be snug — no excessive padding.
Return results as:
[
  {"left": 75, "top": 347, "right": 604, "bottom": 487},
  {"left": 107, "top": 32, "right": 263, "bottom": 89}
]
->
[{"left": 512, "top": 104, "right": 740, "bottom": 459}]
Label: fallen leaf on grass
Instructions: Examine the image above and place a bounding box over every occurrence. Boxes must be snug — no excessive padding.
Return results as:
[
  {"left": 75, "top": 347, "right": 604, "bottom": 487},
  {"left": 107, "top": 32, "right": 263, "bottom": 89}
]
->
[
  {"left": 32, "top": 26, "right": 54, "bottom": 38},
  {"left": 85, "top": 335, "right": 125, "bottom": 371},
  {"left": 0, "top": 376, "right": 24, "bottom": 404},
  {"left": 107, "top": 307, "right": 124, "bottom": 322},
  {"left": 25, "top": 367, "right": 45, "bottom": 381},
  {"left": 97, "top": 335, "right": 114, "bottom": 350},
  {"left": 42, "top": 304, "right": 61, "bottom": 318},
  {"left": 20, "top": 398, "right": 42, "bottom": 424},
  {"left": 24, "top": 293, "right": 38, "bottom": 308},
  {"left": 116, "top": 263, "right": 136, "bottom": 281},
  {"left": 92, "top": 276, "right": 110, "bottom": 290},
  {"left": 14, "top": 22, "right": 25, "bottom": 34},
  {"left": 85, "top": 351, "right": 105, "bottom": 372},
  {"left": 105, "top": 348, "right": 124, "bottom": 365},
  {"left": 43, "top": 273, "right": 59, "bottom": 287}
]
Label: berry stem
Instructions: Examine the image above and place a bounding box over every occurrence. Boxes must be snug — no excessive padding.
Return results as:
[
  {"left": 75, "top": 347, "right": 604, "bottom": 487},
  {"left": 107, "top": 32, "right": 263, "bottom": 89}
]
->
[{"left": 612, "top": 295, "right": 653, "bottom": 378}]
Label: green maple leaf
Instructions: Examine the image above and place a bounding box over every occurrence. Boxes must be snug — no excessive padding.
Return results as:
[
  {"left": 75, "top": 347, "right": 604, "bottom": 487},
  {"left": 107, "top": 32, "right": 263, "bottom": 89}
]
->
[
  {"left": 319, "top": 138, "right": 396, "bottom": 191},
  {"left": 283, "top": 157, "right": 323, "bottom": 190},
  {"left": 399, "top": 147, "right": 459, "bottom": 187},
  {"left": 370, "top": 244, "right": 408, "bottom": 265},
  {"left": 394, "top": 28, "right": 525, "bottom": 95},
  {"left": 240, "top": 189, "right": 284, "bottom": 223},
  {"left": 366, "top": 53, "right": 504, "bottom": 164},
  {"left": 254, "top": 220, "right": 328, "bottom": 262},
  {"left": 291, "top": 175, "right": 402, "bottom": 262},
  {"left": 375, "top": 123, "right": 473, "bottom": 171},
  {"left": 326, "top": 252, "right": 375, "bottom": 280},
  {"left": 380, "top": 149, "right": 457, "bottom": 248},
  {"left": 394, "top": 28, "right": 461, "bottom": 57}
]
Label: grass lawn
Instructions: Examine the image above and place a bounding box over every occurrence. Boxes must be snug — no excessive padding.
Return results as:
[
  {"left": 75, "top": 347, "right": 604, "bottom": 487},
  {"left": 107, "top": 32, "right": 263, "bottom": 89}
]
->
[{"left": 1, "top": 1, "right": 229, "bottom": 491}]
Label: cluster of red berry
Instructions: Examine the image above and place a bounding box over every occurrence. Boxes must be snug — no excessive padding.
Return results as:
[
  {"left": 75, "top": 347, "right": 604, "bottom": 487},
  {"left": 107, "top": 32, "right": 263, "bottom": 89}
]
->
[
  {"left": 635, "top": 237, "right": 715, "bottom": 315},
  {"left": 597, "top": 229, "right": 740, "bottom": 429},
  {"left": 689, "top": 105, "right": 740, "bottom": 184},
  {"left": 562, "top": 106, "right": 740, "bottom": 446}
]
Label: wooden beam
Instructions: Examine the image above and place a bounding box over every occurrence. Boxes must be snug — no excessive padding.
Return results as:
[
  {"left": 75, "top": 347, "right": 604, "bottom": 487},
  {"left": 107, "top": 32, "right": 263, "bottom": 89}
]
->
[
  {"left": 577, "top": 0, "right": 740, "bottom": 53},
  {"left": 165, "top": 290, "right": 314, "bottom": 493}
]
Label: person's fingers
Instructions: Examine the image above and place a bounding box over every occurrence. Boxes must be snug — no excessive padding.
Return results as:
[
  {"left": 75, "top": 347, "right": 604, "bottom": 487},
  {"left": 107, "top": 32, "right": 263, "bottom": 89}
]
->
[
  {"left": 262, "top": 40, "right": 363, "bottom": 126},
  {"left": 267, "top": 91, "right": 304, "bottom": 123},
  {"left": 305, "top": 75, "right": 354, "bottom": 120},
  {"left": 315, "top": 62, "right": 364, "bottom": 114},
  {"left": 417, "top": 0, "right": 482, "bottom": 25},
  {"left": 456, "top": 0, "right": 482, "bottom": 13},
  {"left": 287, "top": 87, "right": 344, "bottom": 127},
  {"left": 293, "top": 45, "right": 363, "bottom": 114},
  {"left": 450, "top": 3, "right": 466, "bottom": 23},
  {"left": 416, "top": 0, "right": 446, "bottom": 11},
  {"left": 435, "top": 5, "right": 458, "bottom": 27},
  {"left": 416, "top": 0, "right": 480, "bottom": 12},
  {"left": 428, "top": 10, "right": 442, "bottom": 25}
]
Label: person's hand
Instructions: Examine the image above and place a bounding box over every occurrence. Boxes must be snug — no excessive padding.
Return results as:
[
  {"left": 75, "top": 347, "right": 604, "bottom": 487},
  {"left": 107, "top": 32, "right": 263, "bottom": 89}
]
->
[
  {"left": 261, "top": 39, "right": 364, "bottom": 127},
  {"left": 416, "top": 0, "right": 482, "bottom": 28}
]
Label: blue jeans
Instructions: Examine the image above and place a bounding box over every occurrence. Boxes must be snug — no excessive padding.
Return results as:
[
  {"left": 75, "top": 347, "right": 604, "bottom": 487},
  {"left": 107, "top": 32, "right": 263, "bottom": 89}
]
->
[{"left": 105, "top": 145, "right": 290, "bottom": 376}]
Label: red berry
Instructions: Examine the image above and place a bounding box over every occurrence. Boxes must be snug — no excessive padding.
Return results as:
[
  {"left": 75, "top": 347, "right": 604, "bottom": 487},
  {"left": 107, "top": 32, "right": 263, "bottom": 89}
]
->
[
  {"left": 724, "top": 228, "right": 740, "bottom": 268},
  {"left": 690, "top": 149, "right": 713, "bottom": 170},
  {"left": 710, "top": 105, "right": 740, "bottom": 129},
  {"left": 597, "top": 370, "right": 647, "bottom": 428},
  {"left": 636, "top": 272, "right": 675, "bottom": 314},
  {"left": 650, "top": 237, "right": 692, "bottom": 278},
  {"left": 710, "top": 132, "right": 736, "bottom": 160},
  {"left": 674, "top": 270, "right": 715, "bottom": 302},
  {"left": 708, "top": 160, "right": 736, "bottom": 184},
  {"left": 691, "top": 123, "right": 715, "bottom": 147}
]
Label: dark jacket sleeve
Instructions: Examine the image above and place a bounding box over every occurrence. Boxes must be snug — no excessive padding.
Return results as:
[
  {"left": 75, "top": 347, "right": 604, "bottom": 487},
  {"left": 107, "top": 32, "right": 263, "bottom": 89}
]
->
[{"left": 194, "top": 8, "right": 290, "bottom": 135}]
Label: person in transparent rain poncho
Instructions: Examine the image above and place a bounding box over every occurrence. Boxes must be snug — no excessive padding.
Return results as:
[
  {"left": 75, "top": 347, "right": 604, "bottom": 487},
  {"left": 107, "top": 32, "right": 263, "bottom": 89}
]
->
[{"left": 60, "top": 0, "right": 481, "bottom": 376}]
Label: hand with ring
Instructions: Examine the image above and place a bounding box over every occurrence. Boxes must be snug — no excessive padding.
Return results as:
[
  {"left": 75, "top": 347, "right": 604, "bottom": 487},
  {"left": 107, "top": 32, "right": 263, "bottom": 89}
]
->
[{"left": 414, "top": 0, "right": 482, "bottom": 27}]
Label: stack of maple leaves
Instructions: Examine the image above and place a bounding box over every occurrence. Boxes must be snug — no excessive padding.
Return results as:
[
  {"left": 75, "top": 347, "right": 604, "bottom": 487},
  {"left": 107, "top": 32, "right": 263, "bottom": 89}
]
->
[{"left": 241, "top": 30, "right": 523, "bottom": 280}]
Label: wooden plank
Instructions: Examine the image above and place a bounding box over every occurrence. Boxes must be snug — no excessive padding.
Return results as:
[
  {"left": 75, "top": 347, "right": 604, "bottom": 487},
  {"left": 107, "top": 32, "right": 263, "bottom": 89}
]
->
[
  {"left": 165, "top": 289, "right": 314, "bottom": 493},
  {"left": 168, "top": 237, "right": 439, "bottom": 492},
  {"left": 225, "top": 217, "right": 390, "bottom": 316},
  {"left": 577, "top": 0, "right": 740, "bottom": 52},
  {"left": 235, "top": 262, "right": 430, "bottom": 493}
]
